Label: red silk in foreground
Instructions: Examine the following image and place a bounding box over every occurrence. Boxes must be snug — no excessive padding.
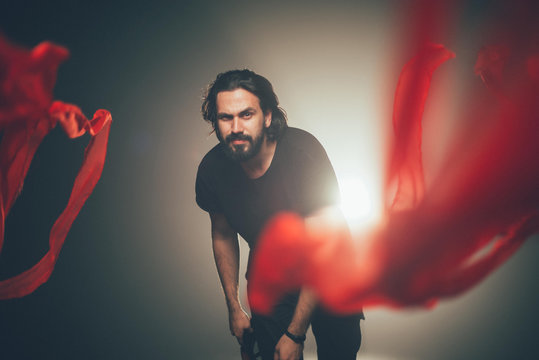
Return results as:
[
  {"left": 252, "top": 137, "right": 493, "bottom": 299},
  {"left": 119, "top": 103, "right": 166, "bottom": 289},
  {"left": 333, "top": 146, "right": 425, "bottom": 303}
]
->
[
  {"left": 248, "top": 42, "right": 538, "bottom": 314},
  {"left": 0, "top": 36, "right": 112, "bottom": 299}
]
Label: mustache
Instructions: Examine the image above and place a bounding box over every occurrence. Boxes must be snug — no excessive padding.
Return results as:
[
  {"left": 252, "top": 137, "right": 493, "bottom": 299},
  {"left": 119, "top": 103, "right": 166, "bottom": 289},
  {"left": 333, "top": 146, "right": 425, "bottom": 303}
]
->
[{"left": 225, "top": 133, "right": 252, "bottom": 143}]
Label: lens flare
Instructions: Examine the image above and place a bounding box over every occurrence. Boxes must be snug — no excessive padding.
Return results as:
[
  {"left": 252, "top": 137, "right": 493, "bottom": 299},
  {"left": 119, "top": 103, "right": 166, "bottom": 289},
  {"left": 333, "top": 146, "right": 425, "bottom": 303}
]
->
[{"left": 339, "top": 175, "right": 381, "bottom": 230}]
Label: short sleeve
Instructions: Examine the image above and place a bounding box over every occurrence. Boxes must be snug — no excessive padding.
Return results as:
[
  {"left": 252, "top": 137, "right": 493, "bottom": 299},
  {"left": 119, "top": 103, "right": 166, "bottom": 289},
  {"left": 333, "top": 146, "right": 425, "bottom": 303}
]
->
[
  {"left": 285, "top": 129, "right": 340, "bottom": 216},
  {"left": 195, "top": 163, "right": 221, "bottom": 213},
  {"left": 301, "top": 148, "right": 340, "bottom": 214}
]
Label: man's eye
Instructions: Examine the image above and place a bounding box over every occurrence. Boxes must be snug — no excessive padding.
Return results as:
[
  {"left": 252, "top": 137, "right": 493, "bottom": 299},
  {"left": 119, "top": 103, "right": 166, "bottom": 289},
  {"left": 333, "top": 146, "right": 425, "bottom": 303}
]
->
[{"left": 243, "top": 112, "right": 252, "bottom": 118}]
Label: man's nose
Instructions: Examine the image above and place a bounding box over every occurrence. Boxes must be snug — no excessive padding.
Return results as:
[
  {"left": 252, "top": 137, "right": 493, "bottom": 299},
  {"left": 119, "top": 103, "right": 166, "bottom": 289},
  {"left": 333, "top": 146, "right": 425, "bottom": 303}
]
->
[{"left": 231, "top": 117, "right": 243, "bottom": 133}]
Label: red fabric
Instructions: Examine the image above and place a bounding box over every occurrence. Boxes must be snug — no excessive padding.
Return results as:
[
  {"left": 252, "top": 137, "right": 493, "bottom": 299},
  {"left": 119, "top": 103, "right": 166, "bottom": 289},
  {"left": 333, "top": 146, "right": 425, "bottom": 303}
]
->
[
  {"left": 249, "top": 39, "right": 538, "bottom": 314},
  {"left": 0, "top": 36, "right": 112, "bottom": 299},
  {"left": 387, "top": 43, "right": 455, "bottom": 211}
]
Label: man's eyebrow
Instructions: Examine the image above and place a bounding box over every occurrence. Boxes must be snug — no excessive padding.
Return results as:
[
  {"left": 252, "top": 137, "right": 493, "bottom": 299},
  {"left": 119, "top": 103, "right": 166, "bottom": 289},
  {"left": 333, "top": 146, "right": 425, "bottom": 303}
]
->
[
  {"left": 217, "top": 107, "right": 257, "bottom": 118},
  {"left": 239, "top": 107, "right": 257, "bottom": 114},
  {"left": 217, "top": 112, "right": 232, "bottom": 118}
]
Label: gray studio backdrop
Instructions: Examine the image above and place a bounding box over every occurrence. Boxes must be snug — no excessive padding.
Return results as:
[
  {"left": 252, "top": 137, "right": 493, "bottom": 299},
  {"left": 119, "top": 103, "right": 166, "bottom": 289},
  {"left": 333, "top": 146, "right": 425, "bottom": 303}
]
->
[{"left": 0, "top": 1, "right": 537, "bottom": 359}]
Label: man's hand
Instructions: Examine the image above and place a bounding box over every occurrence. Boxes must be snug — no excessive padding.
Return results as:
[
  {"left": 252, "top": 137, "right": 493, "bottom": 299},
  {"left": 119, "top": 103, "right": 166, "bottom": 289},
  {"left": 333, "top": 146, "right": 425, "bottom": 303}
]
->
[
  {"left": 229, "top": 307, "right": 252, "bottom": 345},
  {"left": 274, "top": 334, "right": 303, "bottom": 360}
]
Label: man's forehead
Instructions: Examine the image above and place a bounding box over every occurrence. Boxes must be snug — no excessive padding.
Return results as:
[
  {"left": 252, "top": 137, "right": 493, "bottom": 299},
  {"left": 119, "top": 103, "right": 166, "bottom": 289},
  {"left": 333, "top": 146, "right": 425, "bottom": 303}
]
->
[{"left": 216, "top": 88, "right": 261, "bottom": 113}]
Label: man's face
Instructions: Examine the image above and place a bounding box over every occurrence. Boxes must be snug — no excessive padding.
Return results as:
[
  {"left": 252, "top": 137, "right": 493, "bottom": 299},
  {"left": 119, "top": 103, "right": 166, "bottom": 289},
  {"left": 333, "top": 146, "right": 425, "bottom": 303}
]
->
[{"left": 216, "top": 88, "right": 272, "bottom": 162}]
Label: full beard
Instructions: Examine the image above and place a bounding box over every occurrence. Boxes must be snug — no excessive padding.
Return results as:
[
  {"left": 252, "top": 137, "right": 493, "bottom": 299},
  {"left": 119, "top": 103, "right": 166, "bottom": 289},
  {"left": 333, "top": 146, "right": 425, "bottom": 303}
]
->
[{"left": 218, "top": 130, "right": 265, "bottom": 162}]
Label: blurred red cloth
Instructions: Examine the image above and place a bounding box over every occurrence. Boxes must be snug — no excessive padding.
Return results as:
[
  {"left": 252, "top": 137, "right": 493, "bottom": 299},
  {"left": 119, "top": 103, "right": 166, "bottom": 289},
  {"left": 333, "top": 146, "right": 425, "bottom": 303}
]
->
[
  {"left": 249, "top": 39, "right": 538, "bottom": 314},
  {"left": 0, "top": 35, "right": 112, "bottom": 299}
]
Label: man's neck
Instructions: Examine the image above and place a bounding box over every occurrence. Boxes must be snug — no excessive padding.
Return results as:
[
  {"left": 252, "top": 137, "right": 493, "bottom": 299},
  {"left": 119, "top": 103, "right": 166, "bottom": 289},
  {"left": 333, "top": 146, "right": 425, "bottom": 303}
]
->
[{"left": 240, "top": 137, "right": 277, "bottom": 179}]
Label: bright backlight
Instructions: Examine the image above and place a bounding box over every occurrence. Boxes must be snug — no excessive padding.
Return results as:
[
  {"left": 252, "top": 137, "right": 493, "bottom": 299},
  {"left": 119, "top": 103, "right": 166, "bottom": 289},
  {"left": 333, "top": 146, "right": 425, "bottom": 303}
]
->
[{"left": 339, "top": 175, "right": 380, "bottom": 230}]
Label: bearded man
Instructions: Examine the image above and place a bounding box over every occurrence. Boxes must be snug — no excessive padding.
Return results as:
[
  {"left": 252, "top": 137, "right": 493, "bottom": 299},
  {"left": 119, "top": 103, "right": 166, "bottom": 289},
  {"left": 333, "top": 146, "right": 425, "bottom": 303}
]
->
[{"left": 195, "top": 69, "right": 363, "bottom": 360}]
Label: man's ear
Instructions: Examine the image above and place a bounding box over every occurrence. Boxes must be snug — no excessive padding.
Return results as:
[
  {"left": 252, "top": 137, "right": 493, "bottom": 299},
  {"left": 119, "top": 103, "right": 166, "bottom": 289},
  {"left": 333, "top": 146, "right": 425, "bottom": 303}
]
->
[{"left": 264, "top": 110, "right": 272, "bottom": 128}]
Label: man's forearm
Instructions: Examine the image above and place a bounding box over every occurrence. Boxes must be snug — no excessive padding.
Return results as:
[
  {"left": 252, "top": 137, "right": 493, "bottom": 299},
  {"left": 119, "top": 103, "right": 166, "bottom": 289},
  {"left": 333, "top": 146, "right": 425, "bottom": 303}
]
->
[
  {"left": 285, "top": 206, "right": 350, "bottom": 334},
  {"left": 287, "top": 288, "right": 317, "bottom": 336},
  {"left": 284, "top": 206, "right": 345, "bottom": 336},
  {"left": 212, "top": 235, "right": 242, "bottom": 311},
  {"left": 210, "top": 213, "right": 251, "bottom": 341},
  {"left": 273, "top": 288, "right": 315, "bottom": 360}
]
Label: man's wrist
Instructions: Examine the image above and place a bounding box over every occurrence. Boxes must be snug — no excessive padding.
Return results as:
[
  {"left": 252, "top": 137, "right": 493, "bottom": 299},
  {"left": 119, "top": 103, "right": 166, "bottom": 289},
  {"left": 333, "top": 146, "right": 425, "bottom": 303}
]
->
[
  {"left": 284, "top": 330, "right": 306, "bottom": 344},
  {"left": 226, "top": 296, "right": 242, "bottom": 310}
]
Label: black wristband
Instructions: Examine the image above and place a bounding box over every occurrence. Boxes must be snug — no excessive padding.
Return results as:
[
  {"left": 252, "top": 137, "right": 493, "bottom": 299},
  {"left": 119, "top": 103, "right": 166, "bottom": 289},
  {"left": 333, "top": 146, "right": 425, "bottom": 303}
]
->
[{"left": 284, "top": 330, "right": 306, "bottom": 344}]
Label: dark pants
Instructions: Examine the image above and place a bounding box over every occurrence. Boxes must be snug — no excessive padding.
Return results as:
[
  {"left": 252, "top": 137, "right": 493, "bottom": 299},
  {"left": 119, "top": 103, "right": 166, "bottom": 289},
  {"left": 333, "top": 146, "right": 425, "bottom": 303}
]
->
[{"left": 251, "top": 292, "right": 363, "bottom": 360}]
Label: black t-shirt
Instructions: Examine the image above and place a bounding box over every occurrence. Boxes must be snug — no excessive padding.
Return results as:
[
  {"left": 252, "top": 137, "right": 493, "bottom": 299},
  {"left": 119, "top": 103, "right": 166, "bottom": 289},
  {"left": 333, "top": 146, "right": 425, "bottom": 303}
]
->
[{"left": 195, "top": 127, "right": 340, "bottom": 248}]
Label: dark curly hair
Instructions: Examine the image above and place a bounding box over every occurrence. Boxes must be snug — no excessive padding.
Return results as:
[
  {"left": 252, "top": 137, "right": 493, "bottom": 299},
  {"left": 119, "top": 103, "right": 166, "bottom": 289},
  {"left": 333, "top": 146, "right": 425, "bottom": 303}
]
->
[{"left": 201, "top": 69, "right": 288, "bottom": 141}]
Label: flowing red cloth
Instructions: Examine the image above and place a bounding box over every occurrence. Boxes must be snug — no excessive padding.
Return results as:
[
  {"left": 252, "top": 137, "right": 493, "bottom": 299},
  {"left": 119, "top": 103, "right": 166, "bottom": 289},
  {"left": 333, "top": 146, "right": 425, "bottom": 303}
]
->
[
  {"left": 248, "top": 41, "right": 539, "bottom": 314},
  {"left": 0, "top": 36, "right": 112, "bottom": 299}
]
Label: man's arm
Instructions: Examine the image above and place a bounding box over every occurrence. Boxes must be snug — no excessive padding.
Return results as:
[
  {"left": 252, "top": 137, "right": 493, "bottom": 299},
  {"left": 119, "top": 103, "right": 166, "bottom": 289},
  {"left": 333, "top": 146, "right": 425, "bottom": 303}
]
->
[
  {"left": 273, "top": 288, "right": 316, "bottom": 360},
  {"left": 274, "top": 206, "right": 349, "bottom": 360},
  {"left": 210, "top": 212, "right": 252, "bottom": 344}
]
